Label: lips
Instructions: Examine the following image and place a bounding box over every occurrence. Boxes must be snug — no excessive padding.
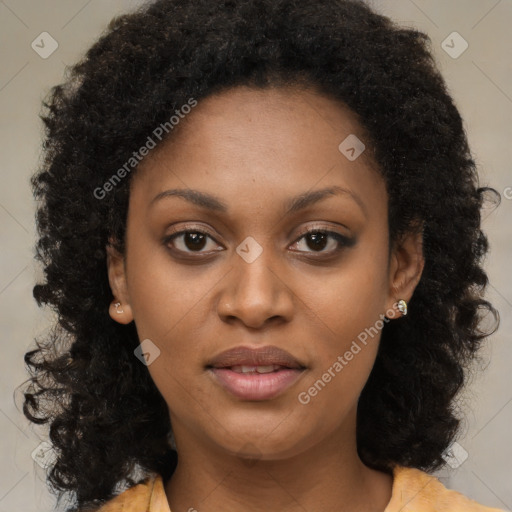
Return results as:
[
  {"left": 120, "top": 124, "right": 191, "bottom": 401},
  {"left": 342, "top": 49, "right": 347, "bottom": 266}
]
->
[
  {"left": 206, "top": 345, "right": 306, "bottom": 401},
  {"left": 206, "top": 345, "right": 304, "bottom": 370}
]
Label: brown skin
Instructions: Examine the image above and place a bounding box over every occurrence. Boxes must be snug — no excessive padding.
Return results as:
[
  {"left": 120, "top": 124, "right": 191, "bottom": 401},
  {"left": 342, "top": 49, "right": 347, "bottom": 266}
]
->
[{"left": 107, "top": 85, "right": 424, "bottom": 512}]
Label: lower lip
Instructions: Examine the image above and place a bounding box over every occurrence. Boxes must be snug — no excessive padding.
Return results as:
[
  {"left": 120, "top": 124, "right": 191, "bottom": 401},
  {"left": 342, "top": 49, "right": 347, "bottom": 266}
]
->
[{"left": 208, "top": 368, "right": 305, "bottom": 401}]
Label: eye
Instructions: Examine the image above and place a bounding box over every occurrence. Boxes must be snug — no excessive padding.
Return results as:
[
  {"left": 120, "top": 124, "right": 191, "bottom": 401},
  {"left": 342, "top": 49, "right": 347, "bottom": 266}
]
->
[
  {"left": 290, "top": 228, "right": 354, "bottom": 255},
  {"left": 164, "top": 228, "right": 222, "bottom": 255}
]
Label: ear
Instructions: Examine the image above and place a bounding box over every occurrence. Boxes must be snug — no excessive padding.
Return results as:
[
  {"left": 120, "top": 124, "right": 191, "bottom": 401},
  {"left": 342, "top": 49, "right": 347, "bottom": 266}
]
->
[
  {"left": 385, "top": 225, "right": 425, "bottom": 316},
  {"left": 106, "top": 241, "right": 134, "bottom": 324}
]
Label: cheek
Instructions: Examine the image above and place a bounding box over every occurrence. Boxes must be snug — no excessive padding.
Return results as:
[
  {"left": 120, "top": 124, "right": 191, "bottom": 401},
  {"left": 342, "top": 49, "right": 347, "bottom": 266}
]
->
[
  {"left": 123, "top": 231, "right": 218, "bottom": 408},
  {"left": 127, "top": 262, "right": 216, "bottom": 396},
  {"left": 295, "top": 230, "right": 390, "bottom": 353},
  {"left": 291, "top": 234, "right": 390, "bottom": 413},
  {"left": 125, "top": 223, "right": 212, "bottom": 340}
]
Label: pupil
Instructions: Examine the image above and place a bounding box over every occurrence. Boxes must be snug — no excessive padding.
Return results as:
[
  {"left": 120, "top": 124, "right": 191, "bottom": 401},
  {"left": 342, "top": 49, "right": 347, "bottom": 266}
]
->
[
  {"left": 308, "top": 232, "right": 327, "bottom": 251},
  {"left": 185, "top": 232, "right": 206, "bottom": 251}
]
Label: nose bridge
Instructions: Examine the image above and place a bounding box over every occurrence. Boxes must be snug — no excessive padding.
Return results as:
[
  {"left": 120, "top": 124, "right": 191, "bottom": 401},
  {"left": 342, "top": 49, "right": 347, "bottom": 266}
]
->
[
  {"left": 233, "top": 233, "right": 280, "bottom": 298},
  {"left": 217, "top": 233, "right": 293, "bottom": 327}
]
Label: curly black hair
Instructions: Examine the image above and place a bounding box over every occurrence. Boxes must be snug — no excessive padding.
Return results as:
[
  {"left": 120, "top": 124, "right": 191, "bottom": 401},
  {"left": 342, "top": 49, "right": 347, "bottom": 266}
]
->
[{"left": 22, "top": 0, "right": 500, "bottom": 509}]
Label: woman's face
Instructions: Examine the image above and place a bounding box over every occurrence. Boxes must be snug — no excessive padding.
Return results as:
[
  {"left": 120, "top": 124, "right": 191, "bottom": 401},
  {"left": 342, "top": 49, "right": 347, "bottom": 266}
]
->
[{"left": 108, "top": 85, "right": 423, "bottom": 461}]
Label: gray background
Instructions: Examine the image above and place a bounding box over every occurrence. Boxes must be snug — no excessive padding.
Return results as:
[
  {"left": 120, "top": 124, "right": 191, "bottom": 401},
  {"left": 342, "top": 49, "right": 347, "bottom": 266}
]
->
[{"left": 0, "top": 0, "right": 510, "bottom": 510}]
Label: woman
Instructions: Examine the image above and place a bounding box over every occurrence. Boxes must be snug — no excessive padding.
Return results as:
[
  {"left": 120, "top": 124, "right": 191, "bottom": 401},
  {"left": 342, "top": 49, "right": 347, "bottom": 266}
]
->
[{"left": 23, "top": 0, "right": 505, "bottom": 510}]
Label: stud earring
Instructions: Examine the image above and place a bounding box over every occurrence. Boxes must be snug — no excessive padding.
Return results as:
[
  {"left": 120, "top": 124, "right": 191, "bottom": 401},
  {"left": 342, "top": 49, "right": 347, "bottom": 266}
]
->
[
  {"left": 397, "top": 299, "right": 408, "bottom": 316},
  {"left": 113, "top": 301, "right": 124, "bottom": 314}
]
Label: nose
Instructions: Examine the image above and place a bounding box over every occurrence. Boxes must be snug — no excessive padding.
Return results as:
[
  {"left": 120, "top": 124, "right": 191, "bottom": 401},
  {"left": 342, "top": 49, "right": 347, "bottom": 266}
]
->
[{"left": 216, "top": 247, "right": 294, "bottom": 329}]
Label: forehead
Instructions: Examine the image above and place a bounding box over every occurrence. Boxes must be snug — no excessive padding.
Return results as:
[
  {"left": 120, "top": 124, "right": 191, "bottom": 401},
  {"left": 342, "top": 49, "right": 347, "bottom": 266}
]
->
[
  {"left": 143, "top": 84, "right": 373, "bottom": 164},
  {"left": 130, "top": 85, "right": 386, "bottom": 221}
]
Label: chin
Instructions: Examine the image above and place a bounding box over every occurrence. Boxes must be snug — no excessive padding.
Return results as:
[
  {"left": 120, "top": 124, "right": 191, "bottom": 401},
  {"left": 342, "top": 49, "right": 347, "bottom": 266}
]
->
[{"left": 211, "top": 424, "right": 311, "bottom": 462}]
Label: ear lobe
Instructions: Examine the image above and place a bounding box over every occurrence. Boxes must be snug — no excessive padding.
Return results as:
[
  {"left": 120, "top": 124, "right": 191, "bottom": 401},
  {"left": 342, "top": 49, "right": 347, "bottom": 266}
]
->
[
  {"left": 387, "top": 226, "right": 425, "bottom": 313},
  {"left": 106, "top": 242, "right": 134, "bottom": 324}
]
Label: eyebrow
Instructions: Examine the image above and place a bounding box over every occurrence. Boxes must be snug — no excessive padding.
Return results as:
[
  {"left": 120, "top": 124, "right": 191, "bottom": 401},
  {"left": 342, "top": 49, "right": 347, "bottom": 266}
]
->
[{"left": 150, "top": 185, "right": 367, "bottom": 217}]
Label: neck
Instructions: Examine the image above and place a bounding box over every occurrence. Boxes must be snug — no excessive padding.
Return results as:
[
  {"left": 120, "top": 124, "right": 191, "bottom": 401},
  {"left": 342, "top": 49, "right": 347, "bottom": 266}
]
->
[{"left": 165, "top": 409, "right": 393, "bottom": 512}]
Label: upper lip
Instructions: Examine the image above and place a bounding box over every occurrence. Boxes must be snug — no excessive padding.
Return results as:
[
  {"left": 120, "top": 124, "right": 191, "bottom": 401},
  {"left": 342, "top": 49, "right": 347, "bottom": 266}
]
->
[{"left": 207, "top": 345, "right": 305, "bottom": 369}]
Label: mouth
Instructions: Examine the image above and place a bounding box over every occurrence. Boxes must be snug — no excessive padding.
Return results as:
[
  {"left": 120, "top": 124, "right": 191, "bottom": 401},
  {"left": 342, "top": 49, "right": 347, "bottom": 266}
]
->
[
  {"left": 206, "top": 345, "right": 307, "bottom": 401},
  {"left": 228, "top": 364, "right": 294, "bottom": 374}
]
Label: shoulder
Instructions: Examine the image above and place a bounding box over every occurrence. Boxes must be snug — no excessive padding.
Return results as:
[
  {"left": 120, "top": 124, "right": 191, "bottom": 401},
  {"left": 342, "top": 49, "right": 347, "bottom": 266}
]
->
[
  {"left": 91, "top": 473, "right": 165, "bottom": 512},
  {"left": 78, "top": 466, "right": 507, "bottom": 512},
  {"left": 387, "top": 465, "right": 507, "bottom": 512}
]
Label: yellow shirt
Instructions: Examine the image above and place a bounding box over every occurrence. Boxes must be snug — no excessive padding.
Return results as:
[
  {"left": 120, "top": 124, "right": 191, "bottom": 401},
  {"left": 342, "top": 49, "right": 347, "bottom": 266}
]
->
[{"left": 95, "top": 465, "right": 506, "bottom": 511}]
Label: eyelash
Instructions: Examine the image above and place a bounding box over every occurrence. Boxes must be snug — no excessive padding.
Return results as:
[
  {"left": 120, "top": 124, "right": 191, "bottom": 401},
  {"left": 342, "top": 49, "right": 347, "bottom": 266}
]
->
[{"left": 163, "top": 225, "right": 354, "bottom": 258}]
